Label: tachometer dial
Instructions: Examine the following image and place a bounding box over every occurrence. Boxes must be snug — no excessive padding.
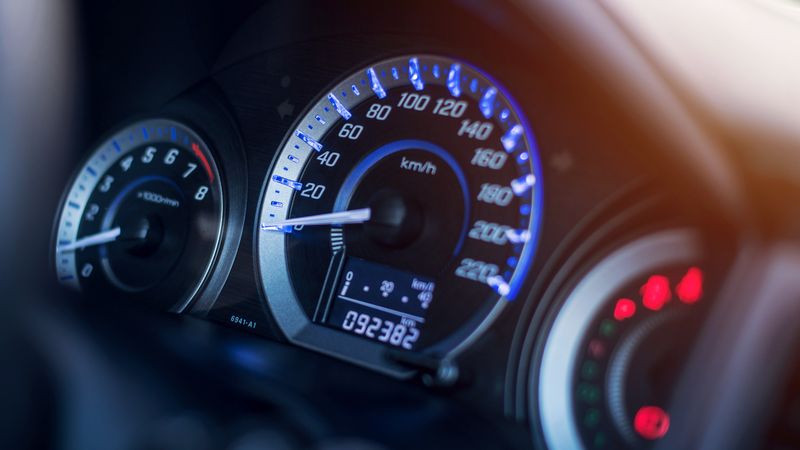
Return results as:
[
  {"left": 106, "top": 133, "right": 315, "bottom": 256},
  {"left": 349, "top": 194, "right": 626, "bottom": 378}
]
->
[
  {"left": 54, "top": 119, "right": 224, "bottom": 311},
  {"left": 256, "top": 55, "right": 543, "bottom": 374}
]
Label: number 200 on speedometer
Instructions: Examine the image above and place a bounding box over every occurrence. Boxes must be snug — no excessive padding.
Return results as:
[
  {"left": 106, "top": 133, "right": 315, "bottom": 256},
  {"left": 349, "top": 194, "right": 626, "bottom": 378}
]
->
[{"left": 256, "top": 55, "right": 543, "bottom": 371}]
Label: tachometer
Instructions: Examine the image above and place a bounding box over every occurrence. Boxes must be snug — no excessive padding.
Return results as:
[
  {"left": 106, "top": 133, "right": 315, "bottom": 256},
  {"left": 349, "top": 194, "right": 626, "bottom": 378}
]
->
[
  {"left": 256, "top": 55, "right": 543, "bottom": 374},
  {"left": 54, "top": 119, "right": 224, "bottom": 311}
]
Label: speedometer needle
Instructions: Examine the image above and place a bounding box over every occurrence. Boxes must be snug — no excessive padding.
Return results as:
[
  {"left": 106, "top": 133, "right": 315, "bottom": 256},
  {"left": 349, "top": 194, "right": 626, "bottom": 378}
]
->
[
  {"left": 57, "top": 227, "right": 121, "bottom": 253},
  {"left": 261, "top": 208, "right": 371, "bottom": 231}
]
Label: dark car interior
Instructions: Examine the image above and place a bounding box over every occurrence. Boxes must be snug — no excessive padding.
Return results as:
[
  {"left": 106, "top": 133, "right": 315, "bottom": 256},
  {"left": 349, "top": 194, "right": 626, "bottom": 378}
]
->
[{"left": 3, "top": 1, "right": 800, "bottom": 449}]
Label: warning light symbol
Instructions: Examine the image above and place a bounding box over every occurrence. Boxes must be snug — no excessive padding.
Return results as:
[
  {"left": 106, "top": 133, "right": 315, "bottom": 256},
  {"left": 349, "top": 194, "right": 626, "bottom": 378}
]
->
[
  {"left": 634, "top": 405, "right": 670, "bottom": 440},
  {"left": 640, "top": 275, "right": 672, "bottom": 311},
  {"left": 613, "top": 298, "right": 637, "bottom": 321},
  {"left": 676, "top": 267, "right": 703, "bottom": 304}
]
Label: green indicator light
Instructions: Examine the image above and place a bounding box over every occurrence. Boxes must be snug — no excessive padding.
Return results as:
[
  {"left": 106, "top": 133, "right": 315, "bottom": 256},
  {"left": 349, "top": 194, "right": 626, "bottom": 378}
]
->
[
  {"left": 599, "top": 320, "right": 616, "bottom": 337},
  {"left": 584, "top": 409, "right": 601, "bottom": 428},
  {"left": 593, "top": 432, "right": 607, "bottom": 448},
  {"left": 577, "top": 383, "right": 601, "bottom": 403},
  {"left": 581, "top": 361, "right": 599, "bottom": 380}
]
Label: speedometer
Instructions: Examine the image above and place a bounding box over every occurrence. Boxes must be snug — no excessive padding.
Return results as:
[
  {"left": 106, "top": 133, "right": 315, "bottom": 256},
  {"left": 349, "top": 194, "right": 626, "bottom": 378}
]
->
[{"left": 256, "top": 55, "right": 543, "bottom": 374}]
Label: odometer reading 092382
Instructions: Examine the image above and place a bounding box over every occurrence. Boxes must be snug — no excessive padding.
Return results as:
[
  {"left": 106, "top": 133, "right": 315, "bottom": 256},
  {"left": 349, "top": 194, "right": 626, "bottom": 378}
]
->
[{"left": 257, "top": 55, "right": 543, "bottom": 373}]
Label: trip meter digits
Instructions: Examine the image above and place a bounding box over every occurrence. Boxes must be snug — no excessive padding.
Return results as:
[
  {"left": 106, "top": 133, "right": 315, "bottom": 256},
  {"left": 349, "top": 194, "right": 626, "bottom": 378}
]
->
[
  {"left": 54, "top": 119, "right": 224, "bottom": 311},
  {"left": 257, "top": 55, "right": 543, "bottom": 373}
]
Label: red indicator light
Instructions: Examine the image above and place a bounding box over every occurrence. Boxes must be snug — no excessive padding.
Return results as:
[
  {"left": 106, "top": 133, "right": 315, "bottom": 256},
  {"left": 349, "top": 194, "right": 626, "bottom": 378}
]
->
[
  {"left": 613, "top": 298, "right": 637, "bottom": 321},
  {"left": 677, "top": 267, "right": 703, "bottom": 304},
  {"left": 640, "top": 275, "right": 671, "bottom": 311},
  {"left": 634, "top": 405, "right": 670, "bottom": 440}
]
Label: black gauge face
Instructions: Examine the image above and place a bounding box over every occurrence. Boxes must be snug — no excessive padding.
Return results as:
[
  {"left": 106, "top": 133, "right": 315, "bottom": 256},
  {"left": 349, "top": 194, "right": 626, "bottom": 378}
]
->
[
  {"left": 256, "top": 55, "right": 543, "bottom": 373},
  {"left": 54, "top": 119, "right": 224, "bottom": 311},
  {"left": 536, "top": 231, "right": 709, "bottom": 450}
]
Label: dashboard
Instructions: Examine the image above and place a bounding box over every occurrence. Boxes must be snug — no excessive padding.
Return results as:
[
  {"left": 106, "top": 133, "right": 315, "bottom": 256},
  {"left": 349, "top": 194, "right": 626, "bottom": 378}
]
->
[{"left": 4, "top": 0, "right": 800, "bottom": 449}]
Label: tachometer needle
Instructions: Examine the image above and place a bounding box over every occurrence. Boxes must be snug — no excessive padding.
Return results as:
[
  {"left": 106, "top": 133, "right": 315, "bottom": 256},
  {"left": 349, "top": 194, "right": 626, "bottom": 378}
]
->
[
  {"left": 261, "top": 208, "right": 371, "bottom": 231},
  {"left": 57, "top": 227, "right": 122, "bottom": 253}
]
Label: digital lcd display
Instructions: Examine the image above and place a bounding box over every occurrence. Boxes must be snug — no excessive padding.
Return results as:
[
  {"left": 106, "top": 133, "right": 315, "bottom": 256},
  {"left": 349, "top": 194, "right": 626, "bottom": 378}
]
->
[{"left": 327, "top": 257, "right": 436, "bottom": 350}]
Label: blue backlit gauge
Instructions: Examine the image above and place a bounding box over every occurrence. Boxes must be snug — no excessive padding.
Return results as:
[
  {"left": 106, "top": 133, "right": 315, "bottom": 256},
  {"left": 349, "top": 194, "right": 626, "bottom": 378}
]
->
[
  {"left": 53, "top": 119, "right": 225, "bottom": 311},
  {"left": 256, "top": 55, "right": 543, "bottom": 375}
]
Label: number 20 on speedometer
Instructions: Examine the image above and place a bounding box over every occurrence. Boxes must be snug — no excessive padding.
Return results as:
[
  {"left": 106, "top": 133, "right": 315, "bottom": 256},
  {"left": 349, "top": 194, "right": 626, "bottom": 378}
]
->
[{"left": 256, "top": 55, "right": 543, "bottom": 372}]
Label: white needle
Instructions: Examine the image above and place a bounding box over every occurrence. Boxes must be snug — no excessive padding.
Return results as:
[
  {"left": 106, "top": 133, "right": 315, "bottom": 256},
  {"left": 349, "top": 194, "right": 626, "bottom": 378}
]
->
[
  {"left": 57, "top": 227, "right": 122, "bottom": 253},
  {"left": 261, "top": 208, "right": 371, "bottom": 231}
]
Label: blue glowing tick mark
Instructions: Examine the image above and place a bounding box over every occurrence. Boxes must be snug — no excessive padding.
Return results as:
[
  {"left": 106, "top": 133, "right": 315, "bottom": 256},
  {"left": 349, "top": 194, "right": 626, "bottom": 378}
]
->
[
  {"left": 112, "top": 140, "right": 121, "bottom": 152},
  {"left": 479, "top": 87, "right": 498, "bottom": 119},
  {"left": 500, "top": 108, "right": 510, "bottom": 121},
  {"left": 470, "top": 79, "right": 479, "bottom": 93},
  {"left": 391, "top": 67, "right": 399, "bottom": 80},
  {"left": 487, "top": 275, "right": 511, "bottom": 296},
  {"left": 295, "top": 130, "right": 323, "bottom": 152},
  {"left": 502, "top": 124, "right": 524, "bottom": 152},
  {"left": 447, "top": 64, "right": 462, "bottom": 97},
  {"left": 288, "top": 154, "right": 299, "bottom": 163},
  {"left": 408, "top": 57, "right": 424, "bottom": 91},
  {"left": 506, "top": 228, "right": 531, "bottom": 244},
  {"left": 511, "top": 173, "right": 536, "bottom": 196},
  {"left": 351, "top": 84, "right": 360, "bottom": 96},
  {"left": 86, "top": 167, "right": 97, "bottom": 177},
  {"left": 367, "top": 67, "right": 387, "bottom": 99},
  {"left": 433, "top": 65, "right": 440, "bottom": 78},
  {"left": 272, "top": 175, "right": 303, "bottom": 191},
  {"left": 270, "top": 201, "right": 284, "bottom": 208},
  {"left": 327, "top": 93, "right": 352, "bottom": 120},
  {"left": 315, "top": 115, "right": 326, "bottom": 125},
  {"left": 141, "top": 127, "right": 149, "bottom": 139}
]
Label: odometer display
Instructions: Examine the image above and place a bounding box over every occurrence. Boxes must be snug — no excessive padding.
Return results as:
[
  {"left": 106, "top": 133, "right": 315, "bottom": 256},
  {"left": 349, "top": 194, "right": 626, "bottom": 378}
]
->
[
  {"left": 329, "top": 256, "right": 434, "bottom": 351},
  {"left": 257, "top": 55, "right": 543, "bottom": 373}
]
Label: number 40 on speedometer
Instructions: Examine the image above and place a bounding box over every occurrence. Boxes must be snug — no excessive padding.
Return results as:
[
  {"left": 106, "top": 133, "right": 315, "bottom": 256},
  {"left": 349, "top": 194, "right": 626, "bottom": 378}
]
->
[{"left": 256, "top": 54, "right": 543, "bottom": 373}]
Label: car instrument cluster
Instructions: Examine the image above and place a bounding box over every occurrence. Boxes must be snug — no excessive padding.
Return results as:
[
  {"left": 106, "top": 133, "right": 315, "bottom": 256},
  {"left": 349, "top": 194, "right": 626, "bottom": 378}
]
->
[{"left": 52, "top": 6, "right": 725, "bottom": 447}]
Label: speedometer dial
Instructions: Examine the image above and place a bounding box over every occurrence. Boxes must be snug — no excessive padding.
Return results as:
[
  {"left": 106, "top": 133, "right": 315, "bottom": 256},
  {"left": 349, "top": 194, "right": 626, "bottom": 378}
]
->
[
  {"left": 54, "top": 119, "right": 224, "bottom": 311},
  {"left": 256, "top": 55, "right": 543, "bottom": 374}
]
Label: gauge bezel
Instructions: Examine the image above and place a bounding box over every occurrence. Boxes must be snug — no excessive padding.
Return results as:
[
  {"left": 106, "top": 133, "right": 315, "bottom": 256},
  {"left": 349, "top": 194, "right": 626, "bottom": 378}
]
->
[
  {"left": 52, "top": 117, "right": 231, "bottom": 312},
  {"left": 533, "top": 229, "right": 701, "bottom": 449},
  {"left": 254, "top": 53, "right": 545, "bottom": 376}
]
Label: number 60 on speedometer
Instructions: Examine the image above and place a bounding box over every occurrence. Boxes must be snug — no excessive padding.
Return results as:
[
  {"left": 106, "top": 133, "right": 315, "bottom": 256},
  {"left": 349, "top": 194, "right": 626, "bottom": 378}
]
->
[{"left": 256, "top": 55, "right": 543, "bottom": 374}]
